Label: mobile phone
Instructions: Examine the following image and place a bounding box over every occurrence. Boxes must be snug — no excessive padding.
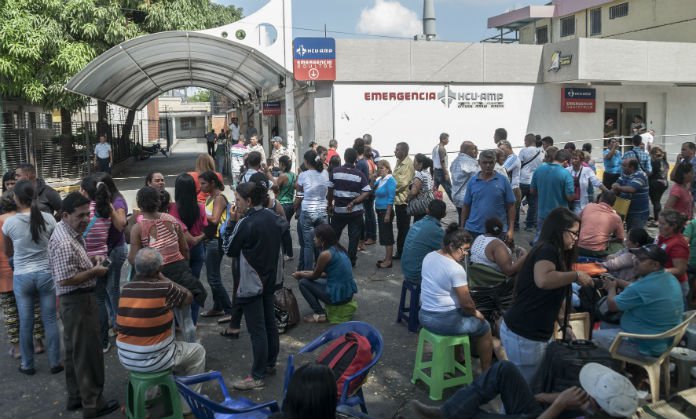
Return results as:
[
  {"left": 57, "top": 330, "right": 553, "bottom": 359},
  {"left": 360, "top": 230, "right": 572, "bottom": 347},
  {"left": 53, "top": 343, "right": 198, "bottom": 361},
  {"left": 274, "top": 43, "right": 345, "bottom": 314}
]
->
[{"left": 101, "top": 258, "right": 112, "bottom": 268}]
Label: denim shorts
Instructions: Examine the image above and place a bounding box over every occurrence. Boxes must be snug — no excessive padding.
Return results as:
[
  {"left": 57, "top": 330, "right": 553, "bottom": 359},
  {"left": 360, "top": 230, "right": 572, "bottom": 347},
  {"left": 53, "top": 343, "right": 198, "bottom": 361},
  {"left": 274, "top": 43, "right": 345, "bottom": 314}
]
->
[{"left": 419, "top": 308, "right": 490, "bottom": 337}]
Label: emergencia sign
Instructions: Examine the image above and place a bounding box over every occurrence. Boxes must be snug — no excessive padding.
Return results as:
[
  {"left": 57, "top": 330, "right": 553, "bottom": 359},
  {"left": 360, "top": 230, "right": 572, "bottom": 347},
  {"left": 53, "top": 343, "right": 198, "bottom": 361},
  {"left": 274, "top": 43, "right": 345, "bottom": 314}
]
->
[{"left": 293, "top": 37, "right": 336, "bottom": 81}]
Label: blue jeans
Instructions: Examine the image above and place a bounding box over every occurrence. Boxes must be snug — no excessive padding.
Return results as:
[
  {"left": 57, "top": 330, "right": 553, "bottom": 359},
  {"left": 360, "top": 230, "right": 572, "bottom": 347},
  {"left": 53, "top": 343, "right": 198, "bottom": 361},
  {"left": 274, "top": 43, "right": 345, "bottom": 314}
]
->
[
  {"left": 499, "top": 321, "right": 549, "bottom": 384},
  {"left": 188, "top": 242, "right": 206, "bottom": 323},
  {"left": 363, "top": 197, "right": 377, "bottom": 241},
  {"left": 593, "top": 326, "right": 643, "bottom": 358},
  {"left": 517, "top": 184, "right": 537, "bottom": 229},
  {"left": 205, "top": 239, "right": 233, "bottom": 313},
  {"left": 419, "top": 308, "right": 490, "bottom": 337},
  {"left": 625, "top": 212, "right": 648, "bottom": 232},
  {"left": 106, "top": 244, "right": 126, "bottom": 327},
  {"left": 13, "top": 270, "right": 61, "bottom": 369},
  {"left": 299, "top": 210, "right": 327, "bottom": 270},
  {"left": 441, "top": 361, "right": 544, "bottom": 419},
  {"left": 433, "top": 168, "right": 453, "bottom": 201}
]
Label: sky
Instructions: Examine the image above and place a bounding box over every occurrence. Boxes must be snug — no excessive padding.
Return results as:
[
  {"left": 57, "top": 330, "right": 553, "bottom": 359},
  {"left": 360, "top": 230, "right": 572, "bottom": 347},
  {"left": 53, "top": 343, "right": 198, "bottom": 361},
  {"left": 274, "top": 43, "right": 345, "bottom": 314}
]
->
[{"left": 214, "top": 0, "right": 551, "bottom": 43}]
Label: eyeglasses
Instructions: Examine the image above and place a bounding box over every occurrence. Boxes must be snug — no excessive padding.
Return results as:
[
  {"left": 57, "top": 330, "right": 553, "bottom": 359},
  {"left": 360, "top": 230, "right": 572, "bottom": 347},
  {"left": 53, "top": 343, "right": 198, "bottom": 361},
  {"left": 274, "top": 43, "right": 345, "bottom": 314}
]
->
[{"left": 565, "top": 229, "right": 580, "bottom": 240}]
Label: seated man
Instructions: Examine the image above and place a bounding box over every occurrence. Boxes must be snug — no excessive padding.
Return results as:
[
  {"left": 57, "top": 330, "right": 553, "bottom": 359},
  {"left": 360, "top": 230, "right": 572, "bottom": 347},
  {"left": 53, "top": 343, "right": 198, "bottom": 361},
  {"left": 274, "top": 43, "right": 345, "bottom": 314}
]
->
[
  {"left": 401, "top": 200, "right": 446, "bottom": 284},
  {"left": 595, "top": 244, "right": 684, "bottom": 357},
  {"left": 407, "top": 361, "right": 638, "bottom": 419},
  {"left": 577, "top": 191, "right": 625, "bottom": 257},
  {"left": 116, "top": 248, "right": 206, "bottom": 412}
]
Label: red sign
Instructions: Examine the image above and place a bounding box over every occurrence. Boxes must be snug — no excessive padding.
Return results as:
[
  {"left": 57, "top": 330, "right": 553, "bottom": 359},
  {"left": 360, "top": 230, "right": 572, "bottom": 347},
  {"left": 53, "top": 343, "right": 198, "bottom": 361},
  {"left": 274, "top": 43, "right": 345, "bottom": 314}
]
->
[
  {"left": 293, "top": 38, "right": 336, "bottom": 81},
  {"left": 561, "top": 87, "right": 596, "bottom": 113},
  {"left": 262, "top": 101, "right": 281, "bottom": 116}
]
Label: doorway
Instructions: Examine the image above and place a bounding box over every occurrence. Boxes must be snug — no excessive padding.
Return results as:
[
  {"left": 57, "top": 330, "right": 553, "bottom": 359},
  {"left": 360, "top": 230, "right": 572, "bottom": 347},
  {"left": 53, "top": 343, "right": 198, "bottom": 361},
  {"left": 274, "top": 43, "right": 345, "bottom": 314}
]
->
[{"left": 604, "top": 102, "right": 646, "bottom": 151}]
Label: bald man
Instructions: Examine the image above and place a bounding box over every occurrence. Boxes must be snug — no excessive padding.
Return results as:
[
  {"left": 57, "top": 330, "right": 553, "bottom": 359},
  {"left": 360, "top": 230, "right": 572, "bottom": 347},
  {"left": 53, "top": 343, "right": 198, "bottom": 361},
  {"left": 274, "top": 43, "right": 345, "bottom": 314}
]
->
[{"left": 449, "top": 141, "right": 480, "bottom": 225}]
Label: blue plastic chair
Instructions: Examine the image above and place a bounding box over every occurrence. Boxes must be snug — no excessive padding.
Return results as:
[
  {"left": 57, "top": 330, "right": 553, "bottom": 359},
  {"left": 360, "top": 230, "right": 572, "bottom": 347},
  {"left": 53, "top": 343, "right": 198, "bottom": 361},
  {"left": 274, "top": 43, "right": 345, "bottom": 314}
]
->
[
  {"left": 577, "top": 256, "right": 605, "bottom": 263},
  {"left": 175, "top": 371, "right": 279, "bottom": 418},
  {"left": 283, "top": 321, "right": 384, "bottom": 414}
]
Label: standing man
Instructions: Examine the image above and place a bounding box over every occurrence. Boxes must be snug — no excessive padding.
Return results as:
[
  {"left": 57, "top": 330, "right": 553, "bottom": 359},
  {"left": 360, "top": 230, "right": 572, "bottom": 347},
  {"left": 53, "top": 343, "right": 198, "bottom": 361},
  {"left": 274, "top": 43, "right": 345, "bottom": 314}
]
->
[
  {"left": 328, "top": 148, "right": 371, "bottom": 266},
  {"left": 603, "top": 138, "right": 622, "bottom": 188},
  {"left": 612, "top": 158, "right": 650, "bottom": 231},
  {"left": 363, "top": 133, "right": 380, "bottom": 161},
  {"left": 450, "top": 141, "right": 480, "bottom": 225},
  {"left": 326, "top": 139, "right": 339, "bottom": 164},
  {"left": 230, "top": 135, "right": 248, "bottom": 187},
  {"left": 93, "top": 134, "right": 112, "bottom": 174},
  {"left": 393, "top": 142, "right": 414, "bottom": 260},
  {"left": 15, "top": 163, "right": 62, "bottom": 216},
  {"left": 270, "top": 137, "right": 289, "bottom": 172},
  {"left": 499, "top": 140, "right": 521, "bottom": 229},
  {"left": 431, "top": 133, "right": 452, "bottom": 201},
  {"left": 229, "top": 119, "right": 240, "bottom": 143},
  {"left": 674, "top": 141, "right": 696, "bottom": 198},
  {"left": 622, "top": 135, "right": 652, "bottom": 176},
  {"left": 206, "top": 129, "right": 216, "bottom": 157},
  {"left": 530, "top": 148, "right": 574, "bottom": 231},
  {"left": 48, "top": 192, "right": 118, "bottom": 418},
  {"left": 493, "top": 128, "right": 507, "bottom": 146},
  {"left": 245, "top": 120, "right": 258, "bottom": 140},
  {"left": 248, "top": 135, "right": 266, "bottom": 162},
  {"left": 541, "top": 136, "right": 554, "bottom": 150},
  {"left": 460, "top": 150, "right": 516, "bottom": 242},
  {"left": 517, "top": 133, "right": 544, "bottom": 231}
]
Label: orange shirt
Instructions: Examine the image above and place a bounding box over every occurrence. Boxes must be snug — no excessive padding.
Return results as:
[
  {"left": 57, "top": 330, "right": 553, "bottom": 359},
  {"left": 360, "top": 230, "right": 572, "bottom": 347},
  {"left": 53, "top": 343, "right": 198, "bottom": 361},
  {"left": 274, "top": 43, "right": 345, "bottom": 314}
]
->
[
  {"left": 0, "top": 217, "right": 14, "bottom": 293},
  {"left": 577, "top": 202, "right": 625, "bottom": 252},
  {"left": 189, "top": 171, "right": 223, "bottom": 204}
]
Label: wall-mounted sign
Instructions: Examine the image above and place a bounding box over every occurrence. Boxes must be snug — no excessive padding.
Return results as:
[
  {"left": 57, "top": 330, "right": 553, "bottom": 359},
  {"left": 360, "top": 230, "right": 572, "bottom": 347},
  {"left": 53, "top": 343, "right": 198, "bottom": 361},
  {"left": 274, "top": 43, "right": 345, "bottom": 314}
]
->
[
  {"left": 362, "top": 86, "right": 505, "bottom": 109},
  {"left": 262, "top": 101, "right": 281, "bottom": 116},
  {"left": 548, "top": 51, "right": 573, "bottom": 72},
  {"left": 293, "top": 37, "right": 336, "bottom": 81},
  {"left": 561, "top": 87, "right": 596, "bottom": 113}
]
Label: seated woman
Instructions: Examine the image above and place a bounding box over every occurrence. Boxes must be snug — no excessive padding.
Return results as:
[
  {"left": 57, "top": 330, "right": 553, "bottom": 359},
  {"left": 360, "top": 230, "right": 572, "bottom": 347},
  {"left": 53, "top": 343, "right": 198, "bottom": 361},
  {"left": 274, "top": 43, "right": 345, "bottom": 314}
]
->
[
  {"left": 292, "top": 224, "right": 358, "bottom": 324},
  {"left": 275, "top": 363, "right": 337, "bottom": 419},
  {"left": 418, "top": 224, "right": 494, "bottom": 372},
  {"left": 600, "top": 228, "right": 651, "bottom": 282},
  {"left": 656, "top": 209, "right": 690, "bottom": 297},
  {"left": 469, "top": 217, "right": 527, "bottom": 279}
]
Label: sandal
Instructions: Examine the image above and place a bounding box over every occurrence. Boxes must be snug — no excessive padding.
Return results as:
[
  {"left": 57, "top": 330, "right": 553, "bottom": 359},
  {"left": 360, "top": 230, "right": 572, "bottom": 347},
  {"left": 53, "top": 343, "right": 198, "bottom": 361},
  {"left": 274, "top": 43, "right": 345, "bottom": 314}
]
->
[
  {"left": 8, "top": 346, "right": 20, "bottom": 359},
  {"left": 364, "top": 239, "right": 376, "bottom": 246},
  {"left": 303, "top": 314, "right": 328, "bottom": 323},
  {"left": 200, "top": 310, "right": 224, "bottom": 318},
  {"left": 377, "top": 261, "right": 393, "bottom": 269},
  {"left": 219, "top": 329, "right": 240, "bottom": 339},
  {"left": 217, "top": 315, "right": 232, "bottom": 324}
]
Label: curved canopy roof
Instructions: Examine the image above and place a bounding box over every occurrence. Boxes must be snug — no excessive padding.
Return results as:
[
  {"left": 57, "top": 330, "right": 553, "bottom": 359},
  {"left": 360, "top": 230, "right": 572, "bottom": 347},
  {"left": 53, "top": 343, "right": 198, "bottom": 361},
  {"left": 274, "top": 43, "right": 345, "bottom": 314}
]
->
[{"left": 65, "top": 31, "right": 289, "bottom": 110}]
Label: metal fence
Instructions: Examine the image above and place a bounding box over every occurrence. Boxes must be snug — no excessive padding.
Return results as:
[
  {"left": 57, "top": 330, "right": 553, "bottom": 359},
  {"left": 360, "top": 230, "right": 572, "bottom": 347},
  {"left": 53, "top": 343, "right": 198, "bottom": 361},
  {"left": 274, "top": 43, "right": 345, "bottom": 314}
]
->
[{"left": 0, "top": 121, "right": 143, "bottom": 184}]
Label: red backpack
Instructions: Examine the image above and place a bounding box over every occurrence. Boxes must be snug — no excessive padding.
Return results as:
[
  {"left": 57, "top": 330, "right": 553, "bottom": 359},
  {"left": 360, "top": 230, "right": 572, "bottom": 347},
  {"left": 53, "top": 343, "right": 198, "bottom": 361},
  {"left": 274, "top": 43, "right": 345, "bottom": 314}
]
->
[{"left": 316, "top": 332, "right": 373, "bottom": 397}]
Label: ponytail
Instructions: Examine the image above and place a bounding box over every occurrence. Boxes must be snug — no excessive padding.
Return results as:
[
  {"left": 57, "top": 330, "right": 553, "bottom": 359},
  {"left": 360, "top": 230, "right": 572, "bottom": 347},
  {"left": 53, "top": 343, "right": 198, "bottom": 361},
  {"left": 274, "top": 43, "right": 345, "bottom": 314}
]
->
[
  {"left": 14, "top": 180, "right": 46, "bottom": 244},
  {"left": 95, "top": 182, "right": 112, "bottom": 218},
  {"left": 304, "top": 150, "right": 324, "bottom": 173}
]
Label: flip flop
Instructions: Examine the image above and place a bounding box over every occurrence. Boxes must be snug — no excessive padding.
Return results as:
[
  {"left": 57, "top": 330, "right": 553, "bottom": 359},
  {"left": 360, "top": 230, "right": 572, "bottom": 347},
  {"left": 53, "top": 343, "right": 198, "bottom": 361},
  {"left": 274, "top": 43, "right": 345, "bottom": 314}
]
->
[
  {"left": 377, "top": 261, "right": 393, "bottom": 269},
  {"left": 219, "top": 329, "right": 240, "bottom": 339},
  {"left": 200, "top": 310, "right": 224, "bottom": 318}
]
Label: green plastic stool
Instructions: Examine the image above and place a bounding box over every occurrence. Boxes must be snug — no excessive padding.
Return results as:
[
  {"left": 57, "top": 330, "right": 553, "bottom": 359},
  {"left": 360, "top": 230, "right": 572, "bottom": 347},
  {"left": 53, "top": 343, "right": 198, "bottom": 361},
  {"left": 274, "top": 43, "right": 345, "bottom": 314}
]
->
[
  {"left": 411, "top": 328, "right": 473, "bottom": 400},
  {"left": 126, "top": 369, "right": 183, "bottom": 419},
  {"left": 325, "top": 299, "right": 358, "bottom": 324}
]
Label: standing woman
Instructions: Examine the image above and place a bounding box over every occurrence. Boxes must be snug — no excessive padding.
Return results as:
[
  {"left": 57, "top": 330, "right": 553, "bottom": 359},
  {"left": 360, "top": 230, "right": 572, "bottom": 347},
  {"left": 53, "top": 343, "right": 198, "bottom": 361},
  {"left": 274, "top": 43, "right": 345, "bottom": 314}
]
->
[
  {"left": 407, "top": 153, "right": 434, "bottom": 223},
  {"left": 2, "top": 180, "right": 61, "bottom": 374},
  {"left": 199, "top": 171, "right": 234, "bottom": 318},
  {"left": 296, "top": 150, "right": 331, "bottom": 270},
  {"left": 363, "top": 147, "right": 378, "bottom": 246},
  {"left": 649, "top": 146, "right": 670, "bottom": 225},
  {"left": 95, "top": 173, "right": 128, "bottom": 340},
  {"left": 374, "top": 160, "right": 397, "bottom": 269},
  {"left": 272, "top": 155, "right": 296, "bottom": 260},
  {"left": 80, "top": 176, "right": 117, "bottom": 352},
  {"left": 190, "top": 154, "right": 222, "bottom": 204},
  {"left": 664, "top": 162, "right": 694, "bottom": 220},
  {"left": 128, "top": 187, "right": 207, "bottom": 343},
  {"left": 500, "top": 207, "right": 593, "bottom": 383}
]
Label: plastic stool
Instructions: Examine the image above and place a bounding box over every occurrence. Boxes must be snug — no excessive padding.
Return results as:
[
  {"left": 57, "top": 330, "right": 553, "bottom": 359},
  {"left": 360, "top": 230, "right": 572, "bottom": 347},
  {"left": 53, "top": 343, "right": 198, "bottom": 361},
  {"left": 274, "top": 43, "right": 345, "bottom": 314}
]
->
[
  {"left": 670, "top": 347, "right": 696, "bottom": 391},
  {"left": 325, "top": 299, "right": 358, "bottom": 324},
  {"left": 396, "top": 280, "right": 420, "bottom": 333},
  {"left": 126, "top": 369, "right": 183, "bottom": 419},
  {"left": 411, "top": 328, "right": 474, "bottom": 400}
]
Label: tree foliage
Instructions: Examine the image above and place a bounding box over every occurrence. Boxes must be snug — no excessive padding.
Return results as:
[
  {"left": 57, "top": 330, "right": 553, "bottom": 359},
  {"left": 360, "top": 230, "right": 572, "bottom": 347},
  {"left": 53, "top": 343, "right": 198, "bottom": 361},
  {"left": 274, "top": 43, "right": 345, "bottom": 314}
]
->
[
  {"left": 189, "top": 89, "right": 211, "bottom": 103},
  {"left": 0, "top": 0, "right": 242, "bottom": 111}
]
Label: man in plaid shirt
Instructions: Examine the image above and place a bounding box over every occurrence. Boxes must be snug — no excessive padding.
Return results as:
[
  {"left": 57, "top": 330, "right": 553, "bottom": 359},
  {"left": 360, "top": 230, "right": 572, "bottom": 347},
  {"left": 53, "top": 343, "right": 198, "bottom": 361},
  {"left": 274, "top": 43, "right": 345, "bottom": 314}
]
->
[{"left": 48, "top": 192, "right": 119, "bottom": 418}]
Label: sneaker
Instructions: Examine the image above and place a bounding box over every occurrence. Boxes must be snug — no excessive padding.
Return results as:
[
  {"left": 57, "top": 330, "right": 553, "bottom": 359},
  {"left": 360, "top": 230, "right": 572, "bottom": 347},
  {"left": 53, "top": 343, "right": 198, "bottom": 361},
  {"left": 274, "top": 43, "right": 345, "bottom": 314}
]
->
[
  {"left": 102, "top": 342, "right": 111, "bottom": 354},
  {"left": 233, "top": 376, "right": 265, "bottom": 391}
]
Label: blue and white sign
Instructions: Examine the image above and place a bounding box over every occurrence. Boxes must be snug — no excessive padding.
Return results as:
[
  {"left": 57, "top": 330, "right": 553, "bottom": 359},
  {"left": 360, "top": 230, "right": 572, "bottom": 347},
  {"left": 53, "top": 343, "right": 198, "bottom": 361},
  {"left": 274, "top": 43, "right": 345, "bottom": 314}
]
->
[{"left": 293, "top": 37, "right": 336, "bottom": 81}]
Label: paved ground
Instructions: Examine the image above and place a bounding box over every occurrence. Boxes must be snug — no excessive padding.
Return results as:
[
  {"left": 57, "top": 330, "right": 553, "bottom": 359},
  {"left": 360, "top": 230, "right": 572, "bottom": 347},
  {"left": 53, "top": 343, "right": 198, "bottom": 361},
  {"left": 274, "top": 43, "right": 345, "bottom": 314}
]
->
[{"left": 0, "top": 138, "right": 541, "bottom": 419}]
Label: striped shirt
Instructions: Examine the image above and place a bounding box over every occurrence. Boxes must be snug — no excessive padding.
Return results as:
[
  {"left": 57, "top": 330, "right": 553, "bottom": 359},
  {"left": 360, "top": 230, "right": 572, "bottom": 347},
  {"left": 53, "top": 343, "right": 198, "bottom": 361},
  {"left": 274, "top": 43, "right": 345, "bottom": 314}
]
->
[
  {"left": 329, "top": 164, "right": 370, "bottom": 215},
  {"left": 138, "top": 214, "right": 185, "bottom": 265},
  {"left": 84, "top": 201, "right": 112, "bottom": 257},
  {"left": 116, "top": 277, "right": 186, "bottom": 372},
  {"left": 49, "top": 221, "right": 95, "bottom": 295}
]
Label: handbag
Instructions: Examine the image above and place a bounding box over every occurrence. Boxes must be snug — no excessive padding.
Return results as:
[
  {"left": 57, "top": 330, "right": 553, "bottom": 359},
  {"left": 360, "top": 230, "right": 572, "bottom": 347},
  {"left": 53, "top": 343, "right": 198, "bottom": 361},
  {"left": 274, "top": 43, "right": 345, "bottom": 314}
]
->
[
  {"left": 613, "top": 196, "right": 631, "bottom": 218},
  {"left": 274, "top": 286, "right": 300, "bottom": 333},
  {"left": 407, "top": 180, "right": 434, "bottom": 216}
]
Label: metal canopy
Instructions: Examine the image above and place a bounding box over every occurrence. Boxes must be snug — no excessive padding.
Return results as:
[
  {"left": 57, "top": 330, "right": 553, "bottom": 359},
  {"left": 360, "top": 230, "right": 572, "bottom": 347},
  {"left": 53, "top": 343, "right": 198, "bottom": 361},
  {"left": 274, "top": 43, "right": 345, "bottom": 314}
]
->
[{"left": 65, "top": 31, "right": 289, "bottom": 110}]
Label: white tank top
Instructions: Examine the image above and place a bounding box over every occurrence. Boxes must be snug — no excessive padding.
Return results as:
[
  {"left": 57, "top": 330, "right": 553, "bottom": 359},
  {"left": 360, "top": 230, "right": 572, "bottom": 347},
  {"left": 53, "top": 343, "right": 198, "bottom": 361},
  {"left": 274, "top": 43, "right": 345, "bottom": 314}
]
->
[{"left": 470, "top": 235, "right": 509, "bottom": 272}]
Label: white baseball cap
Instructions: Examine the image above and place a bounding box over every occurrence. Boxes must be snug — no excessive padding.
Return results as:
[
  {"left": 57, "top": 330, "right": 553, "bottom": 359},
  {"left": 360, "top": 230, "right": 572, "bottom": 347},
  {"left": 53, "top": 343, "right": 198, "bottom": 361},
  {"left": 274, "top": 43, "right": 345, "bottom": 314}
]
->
[{"left": 579, "top": 363, "right": 638, "bottom": 417}]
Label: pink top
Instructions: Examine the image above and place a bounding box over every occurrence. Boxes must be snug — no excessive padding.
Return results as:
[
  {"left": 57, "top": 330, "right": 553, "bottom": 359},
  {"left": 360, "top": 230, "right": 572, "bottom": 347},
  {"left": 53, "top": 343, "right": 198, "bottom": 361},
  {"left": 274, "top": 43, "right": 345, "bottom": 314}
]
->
[
  {"left": 138, "top": 213, "right": 184, "bottom": 265},
  {"left": 168, "top": 203, "right": 208, "bottom": 238},
  {"left": 669, "top": 184, "right": 693, "bottom": 219},
  {"left": 577, "top": 202, "right": 625, "bottom": 252},
  {"left": 85, "top": 201, "right": 112, "bottom": 257}
]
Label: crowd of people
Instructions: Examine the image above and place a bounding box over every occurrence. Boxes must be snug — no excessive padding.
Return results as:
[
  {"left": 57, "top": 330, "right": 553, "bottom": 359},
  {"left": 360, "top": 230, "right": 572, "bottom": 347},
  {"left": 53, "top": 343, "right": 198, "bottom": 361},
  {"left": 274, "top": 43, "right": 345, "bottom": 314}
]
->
[{"left": 1, "top": 125, "right": 696, "bottom": 419}]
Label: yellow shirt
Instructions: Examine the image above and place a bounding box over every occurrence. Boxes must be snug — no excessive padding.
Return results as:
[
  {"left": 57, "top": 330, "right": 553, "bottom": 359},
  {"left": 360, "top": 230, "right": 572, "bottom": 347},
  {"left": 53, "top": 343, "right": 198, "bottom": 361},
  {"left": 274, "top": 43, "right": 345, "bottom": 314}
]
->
[{"left": 393, "top": 157, "right": 415, "bottom": 205}]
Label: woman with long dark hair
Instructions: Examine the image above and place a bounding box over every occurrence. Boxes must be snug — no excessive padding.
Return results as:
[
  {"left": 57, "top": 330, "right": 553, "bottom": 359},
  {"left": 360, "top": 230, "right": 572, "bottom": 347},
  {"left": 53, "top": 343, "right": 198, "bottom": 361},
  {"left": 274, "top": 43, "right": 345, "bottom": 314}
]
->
[
  {"left": 169, "top": 173, "right": 207, "bottom": 275},
  {"left": 128, "top": 187, "right": 207, "bottom": 343},
  {"left": 292, "top": 224, "right": 357, "bottom": 323},
  {"left": 500, "top": 207, "right": 593, "bottom": 383},
  {"left": 2, "top": 180, "right": 61, "bottom": 374},
  {"left": 272, "top": 155, "right": 296, "bottom": 260},
  {"left": 648, "top": 145, "right": 669, "bottom": 225},
  {"left": 198, "top": 171, "right": 234, "bottom": 318},
  {"left": 296, "top": 150, "right": 331, "bottom": 270},
  {"left": 2, "top": 170, "right": 16, "bottom": 193},
  {"left": 280, "top": 363, "right": 337, "bottom": 419}
]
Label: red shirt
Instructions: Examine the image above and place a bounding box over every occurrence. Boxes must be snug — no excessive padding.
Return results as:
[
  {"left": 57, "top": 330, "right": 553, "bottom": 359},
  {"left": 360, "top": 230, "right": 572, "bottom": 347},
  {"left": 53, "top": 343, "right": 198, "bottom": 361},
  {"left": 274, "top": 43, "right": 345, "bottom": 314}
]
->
[
  {"left": 326, "top": 148, "right": 339, "bottom": 165},
  {"left": 668, "top": 183, "right": 693, "bottom": 219},
  {"left": 657, "top": 234, "right": 689, "bottom": 282}
]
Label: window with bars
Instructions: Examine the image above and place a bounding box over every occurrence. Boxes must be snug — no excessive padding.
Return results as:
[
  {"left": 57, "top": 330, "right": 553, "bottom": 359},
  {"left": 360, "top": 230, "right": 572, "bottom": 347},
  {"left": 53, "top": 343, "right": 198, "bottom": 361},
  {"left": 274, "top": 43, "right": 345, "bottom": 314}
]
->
[
  {"left": 560, "top": 16, "right": 575, "bottom": 37},
  {"left": 609, "top": 2, "right": 629, "bottom": 19},
  {"left": 590, "top": 8, "right": 602, "bottom": 35},
  {"left": 536, "top": 26, "right": 549, "bottom": 44}
]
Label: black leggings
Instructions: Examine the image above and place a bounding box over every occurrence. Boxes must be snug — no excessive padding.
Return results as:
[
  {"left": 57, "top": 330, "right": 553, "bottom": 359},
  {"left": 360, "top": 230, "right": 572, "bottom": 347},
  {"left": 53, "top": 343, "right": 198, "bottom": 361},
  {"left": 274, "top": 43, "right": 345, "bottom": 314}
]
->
[{"left": 649, "top": 180, "right": 668, "bottom": 220}]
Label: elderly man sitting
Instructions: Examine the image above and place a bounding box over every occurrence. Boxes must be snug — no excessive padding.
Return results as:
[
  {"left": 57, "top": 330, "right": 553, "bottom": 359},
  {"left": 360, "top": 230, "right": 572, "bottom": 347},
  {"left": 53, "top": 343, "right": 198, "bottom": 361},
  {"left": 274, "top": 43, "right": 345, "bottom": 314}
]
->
[{"left": 116, "top": 248, "right": 206, "bottom": 412}]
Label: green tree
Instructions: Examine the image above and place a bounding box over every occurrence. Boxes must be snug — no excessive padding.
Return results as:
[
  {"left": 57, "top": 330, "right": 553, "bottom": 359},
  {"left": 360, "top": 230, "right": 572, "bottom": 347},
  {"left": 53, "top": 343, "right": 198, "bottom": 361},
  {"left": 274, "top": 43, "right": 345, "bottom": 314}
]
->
[
  {"left": 0, "top": 0, "right": 241, "bottom": 126},
  {"left": 189, "top": 89, "right": 211, "bottom": 102}
]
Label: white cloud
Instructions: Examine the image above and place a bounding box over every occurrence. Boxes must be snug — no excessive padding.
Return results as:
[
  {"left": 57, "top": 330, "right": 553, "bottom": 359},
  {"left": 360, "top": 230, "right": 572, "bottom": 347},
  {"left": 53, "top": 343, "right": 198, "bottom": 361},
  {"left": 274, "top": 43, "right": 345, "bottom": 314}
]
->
[{"left": 356, "top": 0, "right": 422, "bottom": 38}]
